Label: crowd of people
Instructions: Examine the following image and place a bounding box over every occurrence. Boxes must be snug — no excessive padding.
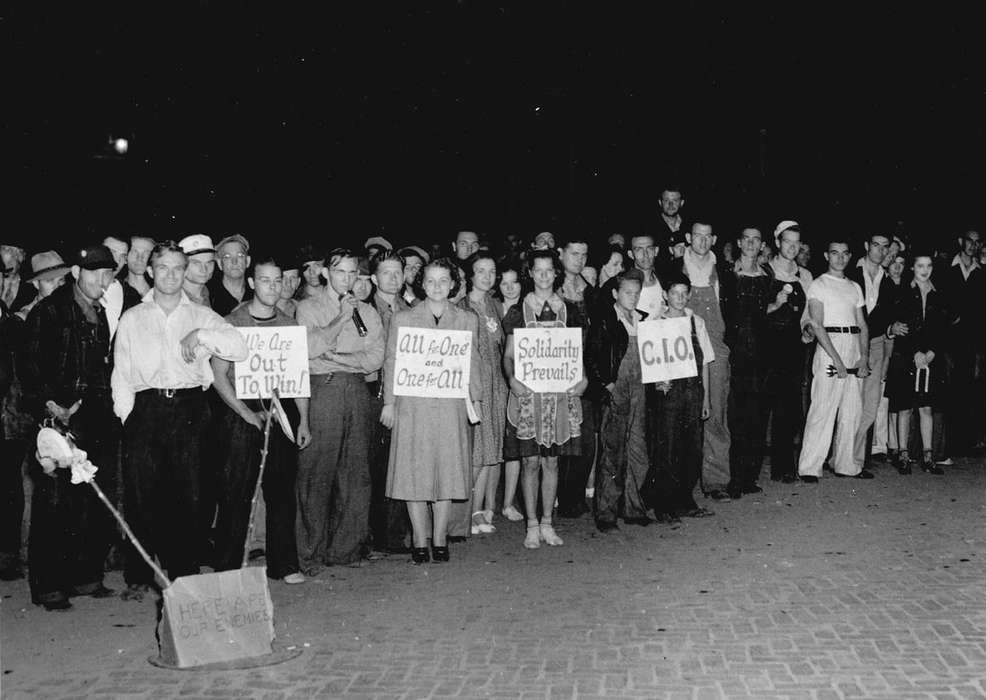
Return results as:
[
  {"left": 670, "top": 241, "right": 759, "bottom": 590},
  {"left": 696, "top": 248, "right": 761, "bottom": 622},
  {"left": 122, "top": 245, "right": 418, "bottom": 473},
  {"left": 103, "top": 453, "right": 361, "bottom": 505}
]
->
[{"left": 1, "top": 186, "right": 984, "bottom": 610}]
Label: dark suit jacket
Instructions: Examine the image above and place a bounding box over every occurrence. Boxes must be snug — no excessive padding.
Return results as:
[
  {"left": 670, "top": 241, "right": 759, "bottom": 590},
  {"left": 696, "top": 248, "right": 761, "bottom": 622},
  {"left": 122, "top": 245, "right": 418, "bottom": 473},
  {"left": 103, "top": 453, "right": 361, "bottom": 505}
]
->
[{"left": 847, "top": 264, "right": 897, "bottom": 338}]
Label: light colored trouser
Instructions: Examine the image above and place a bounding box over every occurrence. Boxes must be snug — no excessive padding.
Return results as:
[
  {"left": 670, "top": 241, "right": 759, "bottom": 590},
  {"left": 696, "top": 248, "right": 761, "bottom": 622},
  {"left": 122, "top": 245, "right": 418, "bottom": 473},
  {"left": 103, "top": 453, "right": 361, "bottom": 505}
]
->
[
  {"left": 853, "top": 336, "right": 887, "bottom": 468},
  {"left": 701, "top": 341, "right": 731, "bottom": 491},
  {"left": 873, "top": 395, "right": 889, "bottom": 453},
  {"left": 799, "top": 333, "right": 863, "bottom": 477}
]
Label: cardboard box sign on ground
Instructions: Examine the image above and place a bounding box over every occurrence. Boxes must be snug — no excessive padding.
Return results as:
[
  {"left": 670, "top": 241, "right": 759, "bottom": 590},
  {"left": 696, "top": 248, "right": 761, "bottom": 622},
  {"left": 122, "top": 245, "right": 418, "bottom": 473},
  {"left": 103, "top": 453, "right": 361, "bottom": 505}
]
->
[
  {"left": 636, "top": 316, "right": 698, "bottom": 383},
  {"left": 157, "top": 567, "right": 275, "bottom": 668}
]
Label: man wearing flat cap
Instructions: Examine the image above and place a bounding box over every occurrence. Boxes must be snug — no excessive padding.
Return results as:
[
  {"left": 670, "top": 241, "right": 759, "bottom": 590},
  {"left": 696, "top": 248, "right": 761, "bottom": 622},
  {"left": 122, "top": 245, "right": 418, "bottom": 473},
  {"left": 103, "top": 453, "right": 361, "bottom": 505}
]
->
[
  {"left": 209, "top": 234, "right": 253, "bottom": 317},
  {"left": 178, "top": 234, "right": 216, "bottom": 308},
  {"left": 21, "top": 244, "right": 120, "bottom": 610}
]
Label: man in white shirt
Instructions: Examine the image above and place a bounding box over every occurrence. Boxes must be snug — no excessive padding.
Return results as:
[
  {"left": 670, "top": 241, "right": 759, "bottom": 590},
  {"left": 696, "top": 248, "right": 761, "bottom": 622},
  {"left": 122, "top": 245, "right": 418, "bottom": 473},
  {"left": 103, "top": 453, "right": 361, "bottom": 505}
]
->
[
  {"left": 797, "top": 239, "right": 872, "bottom": 481},
  {"left": 111, "top": 242, "right": 248, "bottom": 599},
  {"left": 630, "top": 233, "right": 665, "bottom": 319}
]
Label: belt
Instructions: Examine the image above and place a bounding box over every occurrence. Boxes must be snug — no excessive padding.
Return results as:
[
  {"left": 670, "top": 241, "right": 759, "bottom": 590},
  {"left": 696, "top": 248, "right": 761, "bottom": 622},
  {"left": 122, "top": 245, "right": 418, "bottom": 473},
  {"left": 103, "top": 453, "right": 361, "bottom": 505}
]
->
[
  {"left": 140, "top": 387, "right": 201, "bottom": 399},
  {"left": 824, "top": 326, "right": 860, "bottom": 334}
]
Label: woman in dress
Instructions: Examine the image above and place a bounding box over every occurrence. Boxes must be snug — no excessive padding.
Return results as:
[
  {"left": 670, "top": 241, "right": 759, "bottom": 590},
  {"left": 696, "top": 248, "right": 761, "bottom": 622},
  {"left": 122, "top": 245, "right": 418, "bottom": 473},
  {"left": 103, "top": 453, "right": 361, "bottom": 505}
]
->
[
  {"left": 494, "top": 256, "right": 525, "bottom": 521},
  {"left": 884, "top": 253, "right": 949, "bottom": 475},
  {"left": 458, "top": 252, "right": 509, "bottom": 534},
  {"left": 381, "top": 259, "right": 483, "bottom": 563},
  {"left": 501, "top": 250, "right": 588, "bottom": 549}
]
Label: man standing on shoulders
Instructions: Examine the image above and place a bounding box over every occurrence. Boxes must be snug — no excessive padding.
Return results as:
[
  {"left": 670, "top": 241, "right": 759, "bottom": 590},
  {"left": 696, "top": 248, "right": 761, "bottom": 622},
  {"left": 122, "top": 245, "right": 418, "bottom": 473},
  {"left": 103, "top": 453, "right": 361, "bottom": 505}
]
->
[
  {"left": 111, "top": 242, "right": 248, "bottom": 600},
  {"left": 22, "top": 245, "right": 120, "bottom": 610},
  {"left": 453, "top": 231, "right": 480, "bottom": 262},
  {"left": 209, "top": 235, "right": 253, "bottom": 317},
  {"left": 797, "top": 238, "right": 872, "bottom": 482},
  {"left": 671, "top": 221, "right": 733, "bottom": 500},
  {"left": 849, "top": 233, "right": 901, "bottom": 471},
  {"left": 654, "top": 186, "right": 688, "bottom": 245},
  {"left": 763, "top": 222, "right": 814, "bottom": 483},
  {"left": 121, "top": 236, "right": 154, "bottom": 310},
  {"left": 178, "top": 234, "right": 216, "bottom": 307},
  {"left": 210, "top": 255, "right": 310, "bottom": 584},
  {"left": 295, "top": 248, "right": 384, "bottom": 573}
]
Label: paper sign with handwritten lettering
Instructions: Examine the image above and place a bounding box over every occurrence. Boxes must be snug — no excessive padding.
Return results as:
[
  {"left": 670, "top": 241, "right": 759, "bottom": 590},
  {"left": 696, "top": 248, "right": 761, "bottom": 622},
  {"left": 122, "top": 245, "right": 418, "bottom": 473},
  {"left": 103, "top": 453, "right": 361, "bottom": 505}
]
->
[
  {"left": 512, "top": 327, "right": 583, "bottom": 393},
  {"left": 234, "top": 327, "right": 311, "bottom": 399},
  {"left": 393, "top": 328, "right": 471, "bottom": 398},
  {"left": 636, "top": 316, "right": 698, "bottom": 383}
]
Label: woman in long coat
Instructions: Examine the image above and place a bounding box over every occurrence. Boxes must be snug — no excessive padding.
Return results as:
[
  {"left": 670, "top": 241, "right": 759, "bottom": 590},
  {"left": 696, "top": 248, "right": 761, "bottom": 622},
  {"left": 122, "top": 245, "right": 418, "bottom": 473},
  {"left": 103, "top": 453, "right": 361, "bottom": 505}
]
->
[{"left": 381, "top": 258, "right": 483, "bottom": 563}]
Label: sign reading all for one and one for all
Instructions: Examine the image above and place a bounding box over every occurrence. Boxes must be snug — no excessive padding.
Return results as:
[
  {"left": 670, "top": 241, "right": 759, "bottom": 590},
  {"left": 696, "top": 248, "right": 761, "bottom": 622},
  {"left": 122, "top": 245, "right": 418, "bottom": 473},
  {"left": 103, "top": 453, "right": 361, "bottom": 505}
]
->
[
  {"left": 393, "top": 328, "right": 471, "bottom": 398},
  {"left": 636, "top": 316, "right": 698, "bottom": 383}
]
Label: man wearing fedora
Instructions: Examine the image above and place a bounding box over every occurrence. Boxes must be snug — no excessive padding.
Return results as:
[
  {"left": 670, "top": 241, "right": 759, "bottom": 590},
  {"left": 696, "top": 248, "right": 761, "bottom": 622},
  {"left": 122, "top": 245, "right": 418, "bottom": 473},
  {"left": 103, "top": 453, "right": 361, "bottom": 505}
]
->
[
  {"left": 15, "top": 250, "right": 71, "bottom": 321},
  {"left": 178, "top": 234, "right": 216, "bottom": 308},
  {"left": 21, "top": 245, "right": 120, "bottom": 610}
]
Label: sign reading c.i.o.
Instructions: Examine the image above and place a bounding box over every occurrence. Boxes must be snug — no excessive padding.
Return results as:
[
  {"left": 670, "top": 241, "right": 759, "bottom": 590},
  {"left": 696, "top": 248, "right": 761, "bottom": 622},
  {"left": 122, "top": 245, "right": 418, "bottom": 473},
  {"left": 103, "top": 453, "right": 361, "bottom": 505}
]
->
[
  {"left": 636, "top": 316, "right": 698, "bottom": 383},
  {"left": 393, "top": 328, "right": 471, "bottom": 398},
  {"left": 512, "top": 327, "right": 583, "bottom": 394},
  {"left": 234, "top": 327, "right": 311, "bottom": 399}
]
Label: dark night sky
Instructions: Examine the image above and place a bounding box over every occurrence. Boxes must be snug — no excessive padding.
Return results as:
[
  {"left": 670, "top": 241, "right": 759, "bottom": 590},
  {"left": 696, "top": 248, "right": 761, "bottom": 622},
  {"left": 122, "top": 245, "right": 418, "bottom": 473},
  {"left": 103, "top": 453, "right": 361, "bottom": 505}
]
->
[{"left": 5, "top": 4, "right": 985, "bottom": 255}]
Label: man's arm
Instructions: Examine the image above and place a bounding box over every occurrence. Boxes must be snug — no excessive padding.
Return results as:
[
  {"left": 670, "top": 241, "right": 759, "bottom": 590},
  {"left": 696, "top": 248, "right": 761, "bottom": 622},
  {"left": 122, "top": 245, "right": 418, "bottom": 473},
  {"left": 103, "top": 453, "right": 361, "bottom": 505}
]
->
[
  {"left": 329, "top": 305, "right": 385, "bottom": 373},
  {"left": 111, "top": 315, "right": 137, "bottom": 422},
  {"left": 806, "top": 298, "right": 845, "bottom": 375},
  {"left": 293, "top": 397, "right": 311, "bottom": 448},
  {"left": 854, "top": 305, "right": 870, "bottom": 378},
  {"left": 210, "top": 356, "right": 264, "bottom": 430},
  {"left": 297, "top": 299, "right": 347, "bottom": 359},
  {"left": 191, "top": 310, "right": 249, "bottom": 361}
]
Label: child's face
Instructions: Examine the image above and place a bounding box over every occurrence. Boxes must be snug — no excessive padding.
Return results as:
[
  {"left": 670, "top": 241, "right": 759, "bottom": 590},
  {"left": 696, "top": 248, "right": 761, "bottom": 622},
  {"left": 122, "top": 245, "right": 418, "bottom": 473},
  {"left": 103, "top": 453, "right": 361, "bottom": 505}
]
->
[
  {"left": 613, "top": 280, "right": 641, "bottom": 312},
  {"left": 665, "top": 283, "right": 690, "bottom": 311}
]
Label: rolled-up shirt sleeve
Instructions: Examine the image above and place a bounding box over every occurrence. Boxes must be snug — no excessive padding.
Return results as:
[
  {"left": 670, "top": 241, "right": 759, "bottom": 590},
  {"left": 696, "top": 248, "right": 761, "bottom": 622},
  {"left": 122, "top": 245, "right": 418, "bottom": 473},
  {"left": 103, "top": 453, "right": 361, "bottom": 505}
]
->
[{"left": 196, "top": 314, "right": 249, "bottom": 362}]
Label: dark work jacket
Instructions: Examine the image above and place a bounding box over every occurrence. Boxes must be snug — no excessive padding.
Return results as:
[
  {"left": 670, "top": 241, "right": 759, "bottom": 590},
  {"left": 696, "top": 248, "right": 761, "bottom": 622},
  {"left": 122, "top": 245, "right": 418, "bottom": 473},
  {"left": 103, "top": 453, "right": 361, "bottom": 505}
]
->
[
  {"left": 20, "top": 284, "right": 113, "bottom": 420},
  {"left": 887, "top": 281, "right": 952, "bottom": 358},
  {"left": 585, "top": 302, "right": 648, "bottom": 403},
  {"left": 847, "top": 264, "right": 897, "bottom": 338},
  {"left": 937, "top": 260, "right": 984, "bottom": 347},
  {"left": 669, "top": 257, "right": 736, "bottom": 346}
]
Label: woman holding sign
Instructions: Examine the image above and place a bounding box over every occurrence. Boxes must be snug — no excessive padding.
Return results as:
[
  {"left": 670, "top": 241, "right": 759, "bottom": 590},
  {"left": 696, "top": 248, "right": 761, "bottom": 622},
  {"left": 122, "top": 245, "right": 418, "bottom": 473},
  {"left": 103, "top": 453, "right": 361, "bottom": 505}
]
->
[
  {"left": 458, "top": 252, "right": 508, "bottom": 535},
  {"left": 502, "top": 249, "right": 588, "bottom": 550},
  {"left": 381, "top": 258, "right": 483, "bottom": 563}
]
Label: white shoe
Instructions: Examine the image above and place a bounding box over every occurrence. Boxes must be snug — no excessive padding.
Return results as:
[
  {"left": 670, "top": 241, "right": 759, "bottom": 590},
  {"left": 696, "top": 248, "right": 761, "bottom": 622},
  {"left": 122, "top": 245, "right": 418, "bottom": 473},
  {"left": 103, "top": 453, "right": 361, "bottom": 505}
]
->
[
  {"left": 502, "top": 505, "right": 524, "bottom": 522},
  {"left": 539, "top": 523, "right": 563, "bottom": 546},
  {"left": 472, "top": 512, "right": 494, "bottom": 534},
  {"left": 936, "top": 457, "right": 954, "bottom": 466},
  {"left": 283, "top": 572, "right": 306, "bottom": 585},
  {"left": 523, "top": 526, "right": 541, "bottom": 549}
]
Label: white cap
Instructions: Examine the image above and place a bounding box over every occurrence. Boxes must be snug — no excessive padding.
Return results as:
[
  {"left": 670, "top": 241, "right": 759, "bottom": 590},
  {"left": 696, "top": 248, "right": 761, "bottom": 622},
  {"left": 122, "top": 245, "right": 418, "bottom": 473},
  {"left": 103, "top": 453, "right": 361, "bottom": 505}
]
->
[
  {"left": 773, "top": 220, "right": 800, "bottom": 245},
  {"left": 178, "top": 234, "right": 215, "bottom": 256}
]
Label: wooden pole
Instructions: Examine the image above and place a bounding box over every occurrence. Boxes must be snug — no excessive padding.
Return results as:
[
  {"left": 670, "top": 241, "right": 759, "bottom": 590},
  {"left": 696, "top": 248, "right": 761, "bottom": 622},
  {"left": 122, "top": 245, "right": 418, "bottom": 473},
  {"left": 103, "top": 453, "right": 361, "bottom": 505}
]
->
[{"left": 242, "top": 390, "right": 276, "bottom": 568}]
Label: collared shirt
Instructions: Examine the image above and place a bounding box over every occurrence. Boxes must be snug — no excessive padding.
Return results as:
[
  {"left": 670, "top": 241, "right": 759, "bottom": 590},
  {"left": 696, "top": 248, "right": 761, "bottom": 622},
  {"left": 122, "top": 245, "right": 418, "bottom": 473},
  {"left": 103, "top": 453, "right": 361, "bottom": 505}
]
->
[
  {"left": 952, "top": 253, "right": 980, "bottom": 281},
  {"left": 658, "top": 308, "right": 715, "bottom": 365},
  {"left": 636, "top": 276, "right": 666, "bottom": 319},
  {"left": 856, "top": 258, "right": 885, "bottom": 314},
  {"left": 614, "top": 303, "right": 638, "bottom": 337},
  {"left": 296, "top": 291, "right": 384, "bottom": 376},
  {"left": 111, "top": 290, "right": 249, "bottom": 422},
  {"left": 73, "top": 283, "right": 100, "bottom": 324}
]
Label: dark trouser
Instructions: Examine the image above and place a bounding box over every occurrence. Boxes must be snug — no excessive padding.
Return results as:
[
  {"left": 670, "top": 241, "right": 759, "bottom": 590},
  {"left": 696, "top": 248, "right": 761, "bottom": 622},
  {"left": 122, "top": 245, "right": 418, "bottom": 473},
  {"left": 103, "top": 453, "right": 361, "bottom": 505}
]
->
[
  {"left": 728, "top": 359, "right": 765, "bottom": 489},
  {"left": 557, "top": 397, "right": 596, "bottom": 516},
  {"left": 0, "top": 438, "right": 27, "bottom": 572},
  {"left": 366, "top": 390, "right": 409, "bottom": 550},
  {"left": 197, "top": 390, "right": 225, "bottom": 561},
  {"left": 595, "top": 400, "right": 648, "bottom": 523},
  {"left": 296, "top": 373, "right": 371, "bottom": 568},
  {"left": 947, "top": 346, "right": 978, "bottom": 455},
  {"left": 213, "top": 406, "right": 300, "bottom": 579},
  {"left": 650, "top": 380, "right": 703, "bottom": 515},
  {"left": 29, "top": 395, "right": 119, "bottom": 602},
  {"left": 122, "top": 390, "right": 209, "bottom": 585},
  {"left": 762, "top": 365, "right": 804, "bottom": 479}
]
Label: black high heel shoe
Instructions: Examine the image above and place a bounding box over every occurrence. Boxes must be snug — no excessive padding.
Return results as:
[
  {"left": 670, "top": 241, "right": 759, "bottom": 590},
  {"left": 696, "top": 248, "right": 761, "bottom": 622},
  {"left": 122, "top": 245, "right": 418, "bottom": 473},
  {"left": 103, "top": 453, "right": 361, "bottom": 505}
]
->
[
  {"left": 411, "top": 547, "right": 430, "bottom": 564},
  {"left": 431, "top": 545, "right": 450, "bottom": 562}
]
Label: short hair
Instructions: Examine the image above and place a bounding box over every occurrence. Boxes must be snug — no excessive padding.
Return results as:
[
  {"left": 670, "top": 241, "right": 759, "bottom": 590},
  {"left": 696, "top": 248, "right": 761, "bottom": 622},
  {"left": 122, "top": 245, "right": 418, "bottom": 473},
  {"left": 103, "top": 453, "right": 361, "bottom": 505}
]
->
[
  {"left": 824, "top": 238, "right": 851, "bottom": 252},
  {"left": 559, "top": 235, "right": 590, "bottom": 250},
  {"left": 149, "top": 241, "right": 187, "bottom": 266},
  {"left": 614, "top": 268, "right": 644, "bottom": 290},
  {"left": 591, "top": 243, "right": 626, "bottom": 271},
  {"left": 524, "top": 249, "right": 565, "bottom": 291},
  {"left": 326, "top": 247, "right": 359, "bottom": 269},
  {"left": 248, "top": 255, "right": 282, "bottom": 279},
  {"left": 370, "top": 249, "right": 405, "bottom": 276},
  {"left": 663, "top": 271, "right": 691, "bottom": 292},
  {"left": 396, "top": 246, "right": 425, "bottom": 264},
  {"left": 462, "top": 250, "right": 498, "bottom": 293},
  {"left": 411, "top": 257, "right": 462, "bottom": 300}
]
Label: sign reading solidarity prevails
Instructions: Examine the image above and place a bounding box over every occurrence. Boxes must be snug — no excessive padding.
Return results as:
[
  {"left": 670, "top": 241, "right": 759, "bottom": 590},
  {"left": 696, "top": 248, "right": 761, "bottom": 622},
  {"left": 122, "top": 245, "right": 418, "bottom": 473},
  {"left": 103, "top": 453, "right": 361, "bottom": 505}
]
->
[
  {"left": 637, "top": 316, "right": 698, "bottom": 383},
  {"left": 235, "top": 327, "right": 311, "bottom": 399},
  {"left": 512, "top": 327, "right": 583, "bottom": 393},
  {"left": 393, "top": 328, "right": 471, "bottom": 398}
]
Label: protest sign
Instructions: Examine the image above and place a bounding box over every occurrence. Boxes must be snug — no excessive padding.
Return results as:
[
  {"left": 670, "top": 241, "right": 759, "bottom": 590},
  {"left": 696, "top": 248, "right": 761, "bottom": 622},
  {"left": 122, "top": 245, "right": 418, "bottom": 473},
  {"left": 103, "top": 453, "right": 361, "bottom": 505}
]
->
[
  {"left": 637, "top": 316, "right": 698, "bottom": 383},
  {"left": 393, "top": 328, "right": 471, "bottom": 398},
  {"left": 512, "top": 327, "right": 583, "bottom": 393},
  {"left": 235, "top": 327, "right": 310, "bottom": 399}
]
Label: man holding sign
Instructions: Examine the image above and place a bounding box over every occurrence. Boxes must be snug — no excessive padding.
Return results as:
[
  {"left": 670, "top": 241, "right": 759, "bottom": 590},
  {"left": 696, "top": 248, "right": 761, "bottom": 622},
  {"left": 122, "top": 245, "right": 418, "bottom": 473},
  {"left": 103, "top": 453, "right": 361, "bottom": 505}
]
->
[{"left": 210, "top": 256, "right": 312, "bottom": 584}]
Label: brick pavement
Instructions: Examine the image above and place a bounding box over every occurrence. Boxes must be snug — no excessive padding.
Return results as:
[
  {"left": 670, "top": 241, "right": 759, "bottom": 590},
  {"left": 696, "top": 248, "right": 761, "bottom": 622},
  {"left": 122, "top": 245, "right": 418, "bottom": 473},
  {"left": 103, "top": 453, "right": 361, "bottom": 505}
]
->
[{"left": 3, "top": 457, "right": 986, "bottom": 699}]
